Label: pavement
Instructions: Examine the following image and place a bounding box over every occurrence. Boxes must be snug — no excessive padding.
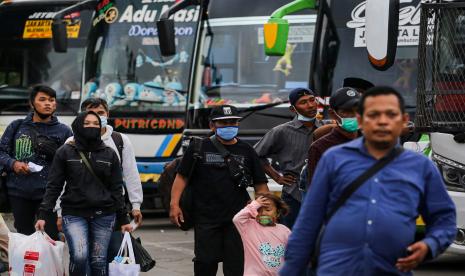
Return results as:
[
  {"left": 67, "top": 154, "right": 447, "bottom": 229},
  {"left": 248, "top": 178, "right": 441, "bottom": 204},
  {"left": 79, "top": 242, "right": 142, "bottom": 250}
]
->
[
  {"left": 137, "top": 215, "right": 465, "bottom": 276},
  {"left": 1, "top": 213, "right": 465, "bottom": 275}
]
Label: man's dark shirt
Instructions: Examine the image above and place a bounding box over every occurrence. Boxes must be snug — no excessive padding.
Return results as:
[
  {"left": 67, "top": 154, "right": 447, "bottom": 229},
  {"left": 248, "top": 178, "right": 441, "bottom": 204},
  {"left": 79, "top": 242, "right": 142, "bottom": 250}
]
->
[
  {"left": 255, "top": 117, "right": 319, "bottom": 201},
  {"left": 306, "top": 127, "right": 353, "bottom": 190},
  {"left": 178, "top": 138, "right": 268, "bottom": 224}
]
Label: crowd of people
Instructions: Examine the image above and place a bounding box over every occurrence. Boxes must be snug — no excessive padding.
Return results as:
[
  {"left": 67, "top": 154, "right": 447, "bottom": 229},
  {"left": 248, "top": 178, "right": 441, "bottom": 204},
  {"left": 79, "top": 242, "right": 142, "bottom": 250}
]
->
[
  {"left": 0, "top": 83, "right": 458, "bottom": 276},
  {"left": 170, "top": 84, "right": 456, "bottom": 276}
]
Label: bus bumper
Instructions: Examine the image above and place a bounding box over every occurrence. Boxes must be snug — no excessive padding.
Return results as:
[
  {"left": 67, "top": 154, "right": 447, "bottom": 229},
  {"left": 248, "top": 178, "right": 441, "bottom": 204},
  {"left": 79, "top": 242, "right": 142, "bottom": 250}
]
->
[{"left": 447, "top": 191, "right": 465, "bottom": 254}]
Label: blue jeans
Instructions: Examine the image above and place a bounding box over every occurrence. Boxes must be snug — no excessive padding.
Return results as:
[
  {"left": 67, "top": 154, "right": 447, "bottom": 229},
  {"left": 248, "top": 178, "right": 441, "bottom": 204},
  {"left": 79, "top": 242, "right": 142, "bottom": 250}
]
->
[
  {"left": 281, "top": 192, "right": 301, "bottom": 230},
  {"left": 62, "top": 214, "right": 116, "bottom": 276}
]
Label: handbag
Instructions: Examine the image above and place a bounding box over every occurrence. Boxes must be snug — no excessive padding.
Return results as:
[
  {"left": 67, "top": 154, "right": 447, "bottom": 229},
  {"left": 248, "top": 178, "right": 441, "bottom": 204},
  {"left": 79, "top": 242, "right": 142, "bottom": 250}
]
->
[
  {"left": 0, "top": 170, "right": 9, "bottom": 213},
  {"left": 131, "top": 234, "right": 155, "bottom": 272},
  {"left": 109, "top": 232, "right": 140, "bottom": 276},
  {"left": 209, "top": 136, "right": 252, "bottom": 188},
  {"left": 0, "top": 119, "right": 24, "bottom": 213},
  {"left": 28, "top": 126, "right": 60, "bottom": 162},
  {"left": 311, "top": 147, "right": 404, "bottom": 269}
]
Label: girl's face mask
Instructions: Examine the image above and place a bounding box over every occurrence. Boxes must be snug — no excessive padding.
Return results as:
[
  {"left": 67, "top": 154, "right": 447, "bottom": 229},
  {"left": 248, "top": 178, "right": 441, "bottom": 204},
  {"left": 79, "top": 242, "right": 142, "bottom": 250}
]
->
[{"left": 256, "top": 215, "right": 276, "bottom": 226}]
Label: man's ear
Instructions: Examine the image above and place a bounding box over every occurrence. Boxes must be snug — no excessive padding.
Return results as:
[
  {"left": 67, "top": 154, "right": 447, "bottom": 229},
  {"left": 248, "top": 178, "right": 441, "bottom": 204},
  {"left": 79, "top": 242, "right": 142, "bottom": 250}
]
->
[
  {"left": 289, "top": 105, "right": 296, "bottom": 114},
  {"left": 328, "top": 109, "right": 337, "bottom": 121},
  {"left": 209, "top": 121, "right": 215, "bottom": 132},
  {"left": 29, "top": 100, "right": 35, "bottom": 112},
  {"left": 356, "top": 113, "right": 363, "bottom": 127},
  {"left": 402, "top": 113, "right": 410, "bottom": 127}
]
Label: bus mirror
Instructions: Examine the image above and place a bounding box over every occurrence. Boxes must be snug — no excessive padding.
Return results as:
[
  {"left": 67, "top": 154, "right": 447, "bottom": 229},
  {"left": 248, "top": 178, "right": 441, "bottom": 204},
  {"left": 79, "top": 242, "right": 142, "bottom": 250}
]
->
[
  {"left": 157, "top": 19, "right": 176, "bottom": 56},
  {"left": 52, "top": 20, "right": 68, "bottom": 53},
  {"left": 365, "top": 0, "right": 399, "bottom": 71},
  {"left": 264, "top": 18, "right": 289, "bottom": 56}
]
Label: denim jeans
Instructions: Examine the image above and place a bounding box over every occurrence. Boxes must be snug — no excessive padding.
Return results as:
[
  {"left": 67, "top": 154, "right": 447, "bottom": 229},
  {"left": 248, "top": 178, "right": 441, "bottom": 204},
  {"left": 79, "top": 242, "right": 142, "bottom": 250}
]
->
[{"left": 62, "top": 214, "right": 116, "bottom": 276}]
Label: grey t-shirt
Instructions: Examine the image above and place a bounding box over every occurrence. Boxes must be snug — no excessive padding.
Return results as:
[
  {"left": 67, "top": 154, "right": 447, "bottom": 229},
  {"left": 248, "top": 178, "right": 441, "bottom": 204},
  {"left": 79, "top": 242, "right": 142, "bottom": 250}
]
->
[{"left": 254, "top": 117, "right": 318, "bottom": 201}]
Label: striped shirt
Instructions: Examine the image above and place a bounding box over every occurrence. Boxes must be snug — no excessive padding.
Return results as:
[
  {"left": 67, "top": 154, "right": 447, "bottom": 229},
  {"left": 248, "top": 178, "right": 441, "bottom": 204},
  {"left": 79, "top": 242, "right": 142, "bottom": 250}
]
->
[{"left": 254, "top": 117, "right": 319, "bottom": 201}]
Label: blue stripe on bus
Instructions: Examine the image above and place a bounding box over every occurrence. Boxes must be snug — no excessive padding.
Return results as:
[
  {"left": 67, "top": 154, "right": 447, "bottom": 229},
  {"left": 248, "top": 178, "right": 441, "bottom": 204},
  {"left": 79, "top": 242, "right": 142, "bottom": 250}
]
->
[
  {"left": 137, "top": 163, "right": 166, "bottom": 174},
  {"left": 155, "top": 135, "right": 173, "bottom": 157}
]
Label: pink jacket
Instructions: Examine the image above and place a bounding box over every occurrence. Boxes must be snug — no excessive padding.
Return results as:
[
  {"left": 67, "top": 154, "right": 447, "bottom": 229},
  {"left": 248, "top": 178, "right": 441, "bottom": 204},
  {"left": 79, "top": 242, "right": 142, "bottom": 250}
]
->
[{"left": 233, "top": 200, "right": 291, "bottom": 276}]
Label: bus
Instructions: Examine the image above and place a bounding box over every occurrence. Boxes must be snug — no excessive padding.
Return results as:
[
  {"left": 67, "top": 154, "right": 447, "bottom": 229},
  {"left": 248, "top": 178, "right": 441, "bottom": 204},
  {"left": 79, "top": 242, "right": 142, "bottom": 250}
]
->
[
  {"left": 50, "top": 0, "right": 317, "bottom": 208},
  {"left": 0, "top": 0, "right": 91, "bottom": 134},
  {"left": 51, "top": 0, "right": 202, "bottom": 210},
  {"left": 158, "top": 0, "right": 317, "bottom": 140},
  {"left": 156, "top": 0, "right": 318, "bottom": 197},
  {"left": 264, "top": 0, "right": 465, "bottom": 254}
]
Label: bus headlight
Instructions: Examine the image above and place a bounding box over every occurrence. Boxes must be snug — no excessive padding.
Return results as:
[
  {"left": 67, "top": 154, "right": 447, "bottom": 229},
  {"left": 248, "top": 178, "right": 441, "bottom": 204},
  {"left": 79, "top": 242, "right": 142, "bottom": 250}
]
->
[{"left": 432, "top": 154, "right": 465, "bottom": 192}]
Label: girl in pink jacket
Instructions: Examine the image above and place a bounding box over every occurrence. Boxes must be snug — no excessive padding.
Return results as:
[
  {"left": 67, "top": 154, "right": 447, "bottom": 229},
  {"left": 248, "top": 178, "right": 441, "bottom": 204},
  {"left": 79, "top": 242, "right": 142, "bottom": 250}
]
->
[{"left": 233, "top": 193, "right": 291, "bottom": 276}]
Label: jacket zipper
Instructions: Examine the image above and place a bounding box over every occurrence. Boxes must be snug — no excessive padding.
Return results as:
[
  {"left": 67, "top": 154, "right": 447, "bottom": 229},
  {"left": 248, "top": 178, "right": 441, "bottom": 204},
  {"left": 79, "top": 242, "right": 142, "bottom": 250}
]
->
[
  {"left": 67, "top": 159, "right": 82, "bottom": 163},
  {"left": 96, "top": 160, "right": 111, "bottom": 165}
]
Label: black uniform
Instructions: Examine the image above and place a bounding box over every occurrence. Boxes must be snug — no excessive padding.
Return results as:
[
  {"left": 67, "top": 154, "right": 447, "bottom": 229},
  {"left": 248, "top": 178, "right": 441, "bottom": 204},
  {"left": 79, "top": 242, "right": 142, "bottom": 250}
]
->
[{"left": 178, "top": 137, "right": 268, "bottom": 276}]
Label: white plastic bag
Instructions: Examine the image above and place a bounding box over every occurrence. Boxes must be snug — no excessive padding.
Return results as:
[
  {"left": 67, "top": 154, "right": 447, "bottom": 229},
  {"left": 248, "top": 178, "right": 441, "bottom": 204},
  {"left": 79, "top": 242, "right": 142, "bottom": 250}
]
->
[
  {"left": 0, "top": 214, "right": 9, "bottom": 263},
  {"left": 109, "top": 232, "right": 140, "bottom": 276},
  {"left": 8, "top": 231, "right": 65, "bottom": 276}
]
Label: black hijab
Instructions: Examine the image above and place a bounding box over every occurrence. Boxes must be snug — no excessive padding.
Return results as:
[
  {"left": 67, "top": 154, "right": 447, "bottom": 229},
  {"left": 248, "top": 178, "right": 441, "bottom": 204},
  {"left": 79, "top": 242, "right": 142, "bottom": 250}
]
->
[{"left": 71, "top": 111, "right": 104, "bottom": 152}]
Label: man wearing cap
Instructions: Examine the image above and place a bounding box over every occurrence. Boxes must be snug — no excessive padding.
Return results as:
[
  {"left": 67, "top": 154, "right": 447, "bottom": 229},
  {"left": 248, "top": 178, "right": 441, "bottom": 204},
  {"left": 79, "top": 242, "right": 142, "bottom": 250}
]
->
[
  {"left": 254, "top": 87, "right": 319, "bottom": 229},
  {"left": 303, "top": 87, "right": 361, "bottom": 193},
  {"left": 170, "top": 105, "right": 269, "bottom": 276}
]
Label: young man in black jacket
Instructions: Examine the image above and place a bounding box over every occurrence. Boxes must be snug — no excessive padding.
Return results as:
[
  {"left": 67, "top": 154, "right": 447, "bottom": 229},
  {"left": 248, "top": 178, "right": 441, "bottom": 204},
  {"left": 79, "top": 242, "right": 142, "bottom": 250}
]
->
[
  {"left": 0, "top": 85, "right": 72, "bottom": 240},
  {"left": 170, "top": 105, "right": 269, "bottom": 276}
]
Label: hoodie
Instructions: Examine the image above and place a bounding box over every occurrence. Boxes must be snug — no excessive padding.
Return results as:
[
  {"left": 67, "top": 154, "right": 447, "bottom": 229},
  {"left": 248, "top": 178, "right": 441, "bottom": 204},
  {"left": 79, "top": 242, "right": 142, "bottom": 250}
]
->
[{"left": 0, "top": 113, "right": 73, "bottom": 200}]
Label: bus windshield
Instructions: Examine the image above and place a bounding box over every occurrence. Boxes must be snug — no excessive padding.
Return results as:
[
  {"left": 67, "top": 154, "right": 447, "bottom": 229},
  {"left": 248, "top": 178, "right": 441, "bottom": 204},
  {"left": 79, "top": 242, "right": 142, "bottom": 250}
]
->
[
  {"left": 320, "top": 0, "right": 421, "bottom": 107},
  {"left": 198, "top": 16, "right": 315, "bottom": 108},
  {"left": 0, "top": 6, "right": 91, "bottom": 115},
  {"left": 83, "top": 0, "right": 200, "bottom": 113}
]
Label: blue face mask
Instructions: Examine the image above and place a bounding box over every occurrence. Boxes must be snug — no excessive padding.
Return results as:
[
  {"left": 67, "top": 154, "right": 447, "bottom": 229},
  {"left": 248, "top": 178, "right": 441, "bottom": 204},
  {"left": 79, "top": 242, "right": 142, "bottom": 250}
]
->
[
  {"left": 99, "top": 116, "right": 108, "bottom": 129},
  {"left": 216, "top": 126, "right": 239, "bottom": 141}
]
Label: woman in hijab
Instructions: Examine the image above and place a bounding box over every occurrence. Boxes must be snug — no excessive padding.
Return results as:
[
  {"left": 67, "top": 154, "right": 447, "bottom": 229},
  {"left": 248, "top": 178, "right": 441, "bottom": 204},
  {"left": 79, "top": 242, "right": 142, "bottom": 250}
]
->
[{"left": 35, "top": 111, "right": 132, "bottom": 276}]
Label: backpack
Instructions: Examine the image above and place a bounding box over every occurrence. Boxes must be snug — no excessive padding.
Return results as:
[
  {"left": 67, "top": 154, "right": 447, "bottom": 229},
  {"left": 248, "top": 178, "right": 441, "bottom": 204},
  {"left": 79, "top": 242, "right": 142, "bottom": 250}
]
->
[
  {"left": 0, "top": 119, "right": 25, "bottom": 212},
  {"left": 111, "top": 131, "right": 124, "bottom": 165},
  {"left": 157, "top": 137, "right": 203, "bottom": 230},
  {"left": 110, "top": 131, "right": 132, "bottom": 208}
]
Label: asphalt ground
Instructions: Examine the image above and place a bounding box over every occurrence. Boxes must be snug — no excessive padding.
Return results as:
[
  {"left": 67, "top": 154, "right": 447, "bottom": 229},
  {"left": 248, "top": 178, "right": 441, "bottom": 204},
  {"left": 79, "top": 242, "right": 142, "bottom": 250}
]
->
[
  {"left": 2, "top": 213, "right": 464, "bottom": 275},
  {"left": 138, "top": 213, "right": 465, "bottom": 276}
]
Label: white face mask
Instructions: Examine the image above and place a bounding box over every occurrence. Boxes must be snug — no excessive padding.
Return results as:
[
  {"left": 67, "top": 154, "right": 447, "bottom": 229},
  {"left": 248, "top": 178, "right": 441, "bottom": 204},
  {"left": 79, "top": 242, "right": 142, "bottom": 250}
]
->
[
  {"left": 293, "top": 107, "right": 316, "bottom": 122},
  {"left": 99, "top": 116, "right": 108, "bottom": 129}
]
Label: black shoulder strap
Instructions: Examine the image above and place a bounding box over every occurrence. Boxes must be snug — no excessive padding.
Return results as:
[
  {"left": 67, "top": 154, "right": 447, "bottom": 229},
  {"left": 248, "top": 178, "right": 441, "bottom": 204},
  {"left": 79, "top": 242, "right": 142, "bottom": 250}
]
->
[
  {"left": 111, "top": 131, "right": 124, "bottom": 165},
  {"left": 209, "top": 135, "right": 230, "bottom": 158},
  {"left": 191, "top": 137, "right": 203, "bottom": 157},
  {"left": 325, "top": 147, "right": 404, "bottom": 222},
  {"left": 78, "top": 151, "right": 106, "bottom": 189},
  {"left": 187, "top": 137, "right": 204, "bottom": 181}
]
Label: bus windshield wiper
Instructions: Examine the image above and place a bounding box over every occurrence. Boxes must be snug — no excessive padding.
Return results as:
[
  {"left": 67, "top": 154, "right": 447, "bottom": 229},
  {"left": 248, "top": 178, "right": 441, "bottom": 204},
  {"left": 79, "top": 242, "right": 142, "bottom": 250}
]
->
[
  {"left": 144, "top": 83, "right": 188, "bottom": 94},
  {"left": 239, "top": 100, "right": 289, "bottom": 121}
]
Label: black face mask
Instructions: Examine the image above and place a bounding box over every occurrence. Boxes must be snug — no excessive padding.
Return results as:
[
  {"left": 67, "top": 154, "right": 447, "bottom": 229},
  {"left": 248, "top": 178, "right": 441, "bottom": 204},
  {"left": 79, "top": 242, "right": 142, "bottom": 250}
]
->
[
  {"left": 80, "top": 127, "right": 101, "bottom": 141},
  {"left": 72, "top": 111, "right": 103, "bottom": 152},
  {"left": 33, "top": 106, "right": 53, "bottom": 120}
]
